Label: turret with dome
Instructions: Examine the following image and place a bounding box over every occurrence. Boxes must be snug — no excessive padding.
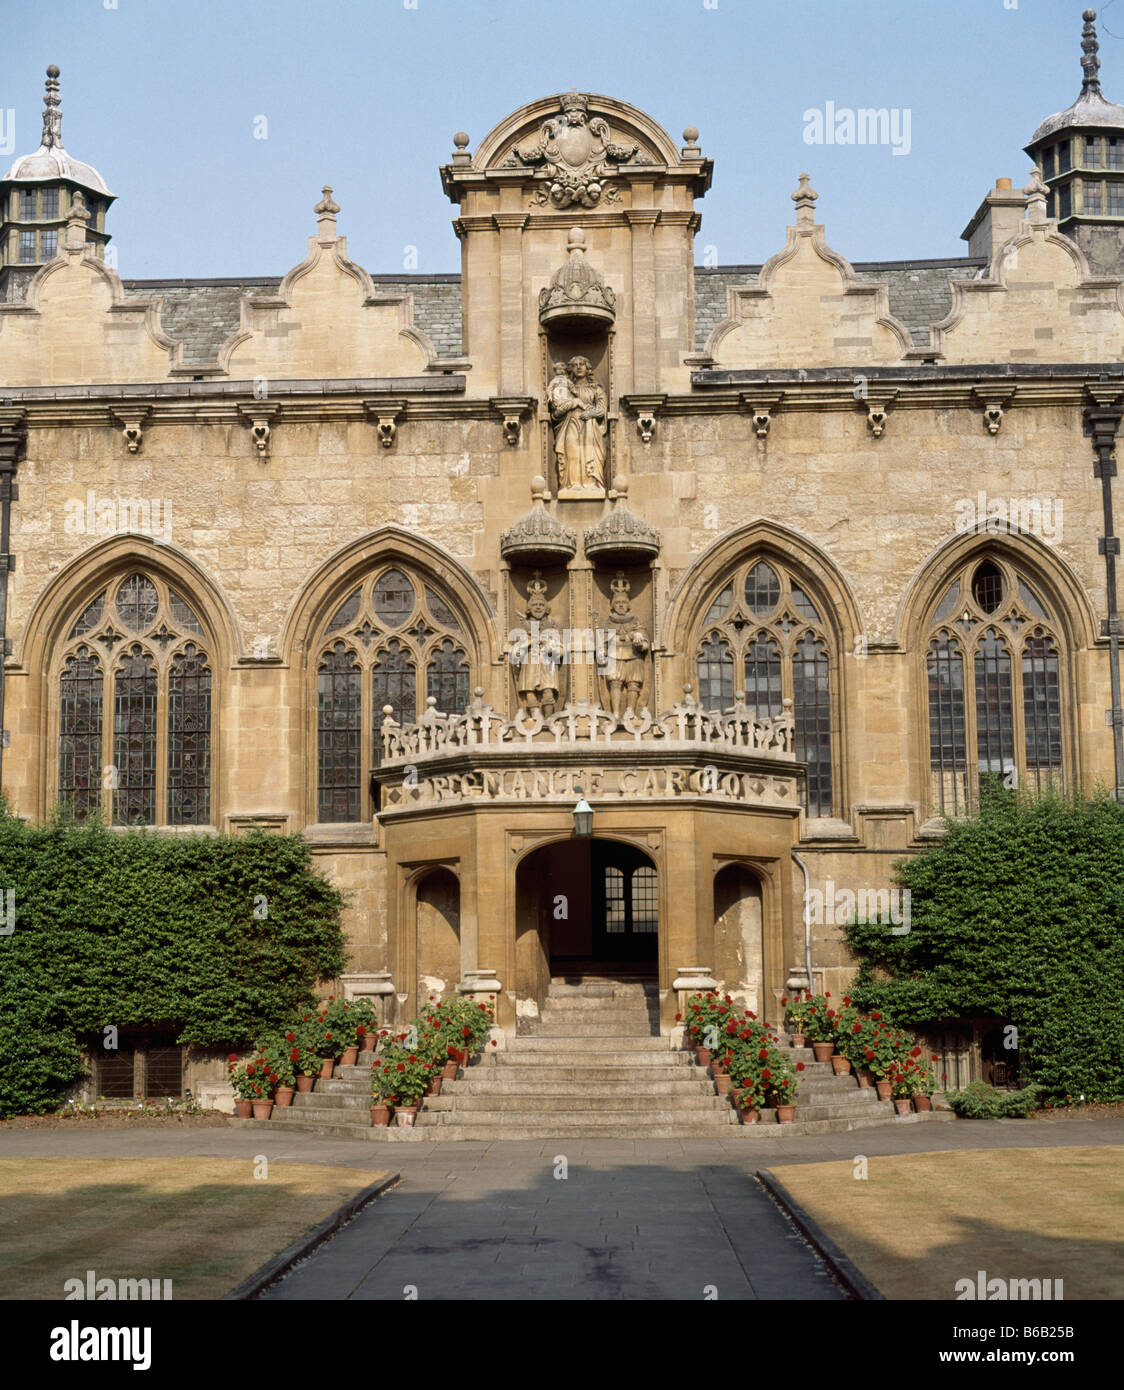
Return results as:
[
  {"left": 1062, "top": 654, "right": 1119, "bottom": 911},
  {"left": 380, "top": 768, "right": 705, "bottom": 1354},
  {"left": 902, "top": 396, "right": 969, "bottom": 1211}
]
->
[
  {"left": 1025, "top": 9, "right": 1124, "bottom": 276},
  {"left": 0, "top": 66, "right": 114, "bottom": 301}
]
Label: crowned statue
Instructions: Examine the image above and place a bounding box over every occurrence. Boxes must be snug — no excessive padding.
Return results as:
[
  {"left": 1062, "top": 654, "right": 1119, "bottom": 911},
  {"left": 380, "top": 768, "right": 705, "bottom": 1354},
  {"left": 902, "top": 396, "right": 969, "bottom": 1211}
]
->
[
  {"left": 511, "top": 572, "right": 564, "bottom": 716},
  {"left": 597, "top": 572, "right": 650, "bottom": 721}
]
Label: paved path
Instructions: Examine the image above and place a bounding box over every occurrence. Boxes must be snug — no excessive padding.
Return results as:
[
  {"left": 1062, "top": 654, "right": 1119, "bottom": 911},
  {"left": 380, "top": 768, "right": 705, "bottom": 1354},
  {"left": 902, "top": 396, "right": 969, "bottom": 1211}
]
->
[{"left": 4, "top": 1115, "right": 1121, "bottom": 1301}]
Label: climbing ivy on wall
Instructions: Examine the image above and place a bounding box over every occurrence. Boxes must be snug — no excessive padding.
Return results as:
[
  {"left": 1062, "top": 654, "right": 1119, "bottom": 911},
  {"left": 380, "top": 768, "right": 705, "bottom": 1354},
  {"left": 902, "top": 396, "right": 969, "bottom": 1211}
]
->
[
  {"left": 0, "top": 804, "right": 346, "bottom": 1117},
  {"left": 845, "top": 786, "right": 1124, "bottom": 1104}
]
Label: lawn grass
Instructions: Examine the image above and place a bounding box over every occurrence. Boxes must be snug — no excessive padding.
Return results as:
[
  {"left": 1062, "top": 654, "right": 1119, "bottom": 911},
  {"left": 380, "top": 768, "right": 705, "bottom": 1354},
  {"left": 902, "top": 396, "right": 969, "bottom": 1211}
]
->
[
  {"left": 769, "top": 1146, "right": 1124, "bottom": 1300},
  {"left": 0, "top": 1157, "right": 389, "bottom": 1299}
]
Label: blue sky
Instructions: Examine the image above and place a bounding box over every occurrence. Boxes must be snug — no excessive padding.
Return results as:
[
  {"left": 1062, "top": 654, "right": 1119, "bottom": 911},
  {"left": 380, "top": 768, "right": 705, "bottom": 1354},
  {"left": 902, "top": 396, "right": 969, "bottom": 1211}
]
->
[{"left": 0, "top": 0, "right": 1111, "bottom": 278}]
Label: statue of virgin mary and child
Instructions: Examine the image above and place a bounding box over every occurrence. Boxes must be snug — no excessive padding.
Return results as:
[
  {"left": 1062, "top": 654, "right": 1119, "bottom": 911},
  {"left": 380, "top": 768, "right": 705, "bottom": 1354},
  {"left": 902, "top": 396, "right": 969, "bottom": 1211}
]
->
[{"left": 548, "top": 356, "right": 607, "bottom": 491}]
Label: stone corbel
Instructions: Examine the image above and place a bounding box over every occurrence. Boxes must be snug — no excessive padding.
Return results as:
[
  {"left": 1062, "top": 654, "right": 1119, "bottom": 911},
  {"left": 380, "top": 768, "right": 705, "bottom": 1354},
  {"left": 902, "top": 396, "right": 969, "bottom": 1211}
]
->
[
  {"left": 739, "top": 391, "right": 784, "bottom": 440},
  {"left": 622, "top": 393, "right": 667, "bottom": 445},
  {"left": 112, "top": 408, "right": 150, "bottom": 455},
  {"left": 364, "top": 399, "right": 406, "bottom": 450},
  {"left": 237, "top": 403, "right": 279, "bottom": 458},
  {"left": 971, "top": 385, "right": 1017, "bottom": 437},
  {"left": 490, "top": 396, "right": 535, "bottom": 447},
  {"left": 862, "top": 392, "right": 897, "bottom": 439}
]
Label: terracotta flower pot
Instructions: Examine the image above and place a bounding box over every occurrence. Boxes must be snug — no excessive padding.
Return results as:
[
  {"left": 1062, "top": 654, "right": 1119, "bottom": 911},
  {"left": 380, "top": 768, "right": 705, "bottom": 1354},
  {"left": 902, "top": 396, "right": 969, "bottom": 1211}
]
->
[
  {"left": 296, "top": 1074, "right": 316, "bottom": 1093},
  {"left": 341, "top": 1047, "right": 359, "bottom": 1067},
  {"left": 442, "top": 1061, "right": 458, "bottom": 1081},
  {"left": 894, "top": 1098, "right": 912, "bottom": 1115},
  {"left": 714, "top": 1073, "right": 731, "bottom": 1096},
  {"left": 370, "top": 1104, "right": 390, "bottom": 1126},
  {"left": 234, "top": 1099, "right": 253, "bottom": 1119},
  {"left": 913, "top": 1094, "right": 932, "bottom": 1112},
  {"left": 812, "top": 1042, "right": 834, "bottom": 1064},
  {"left": 251, "top": 1099, "right": 273, "bottom": 1120},
  {"left": 427, "top": 1076, "right": 442, "bottom": 1097},
  {"left": 319, "top": 1058, "right": 335, "bottom": 1080},
  {"left": 361, "top": 1032, "right": 377, "bottom": 1053},
  {"left": 740, "top": 1107, "right": 760, "bottom": 1125},
  {"left": 789, "top": 1033, "right": 805, "bottom": 1049},
  {"left": 395, "top": 1106, "right": 418, "bottom": 1127},
  {"left": 711, "top": 1058, "right": 726, "bottom": 1076},
  {"left": 875, "top": 1080, "right": 893, "bottom": 1102},
  {"left": 696, "top": 1048, "right": 712, "bottom": 1068},
  {"left": 856, "top": 1067, "right": 874, "bottom": 1088},
  {"left": 273, "top": 1086, "right": 295, "bottom": 1108},
  {"left": 831, "top": 1055, "right": 852, "bottom": 1075},
  {"left": 731, "top": 1087, "right": 744, "bottom": 1108},
  {"left": 775, "top": 1104, "right": 796, "bottom": 1123}
]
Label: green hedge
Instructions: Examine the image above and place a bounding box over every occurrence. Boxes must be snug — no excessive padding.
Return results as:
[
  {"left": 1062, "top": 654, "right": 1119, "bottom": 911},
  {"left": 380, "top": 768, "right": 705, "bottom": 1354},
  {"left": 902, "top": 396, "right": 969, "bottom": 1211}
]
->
[
  {"left": 845, "top": 787, "right": 1124, "bottom": 1105},
  {"left": 0, "top": 806, "right": 346, "bottom": 1117}
]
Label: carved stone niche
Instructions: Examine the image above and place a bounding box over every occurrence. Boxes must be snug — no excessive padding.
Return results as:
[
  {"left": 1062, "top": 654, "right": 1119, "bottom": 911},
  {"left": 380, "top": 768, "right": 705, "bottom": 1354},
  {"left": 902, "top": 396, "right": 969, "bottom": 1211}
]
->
[
  {"left": 590, "top": 564, "right": 655, "bottom": 722},
  {"left": 541, "top": 228, "right": 615, "bottom": 500},
  {"left": 506, "top": 566, "right": 570, "bottom": 717}
]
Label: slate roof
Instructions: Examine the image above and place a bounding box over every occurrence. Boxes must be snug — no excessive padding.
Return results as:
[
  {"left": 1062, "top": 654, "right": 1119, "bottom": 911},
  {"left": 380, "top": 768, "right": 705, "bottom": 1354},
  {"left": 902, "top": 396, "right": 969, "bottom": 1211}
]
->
[{"left": 122, "top": 258, "right": 989, "bottom": 366}]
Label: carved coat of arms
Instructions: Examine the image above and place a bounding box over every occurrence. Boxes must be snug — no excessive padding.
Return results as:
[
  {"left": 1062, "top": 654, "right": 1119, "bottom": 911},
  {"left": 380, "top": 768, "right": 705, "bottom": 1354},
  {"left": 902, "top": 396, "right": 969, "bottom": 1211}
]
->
[{"left": 515, "top": 92, "right": 645, "bottom": 208}]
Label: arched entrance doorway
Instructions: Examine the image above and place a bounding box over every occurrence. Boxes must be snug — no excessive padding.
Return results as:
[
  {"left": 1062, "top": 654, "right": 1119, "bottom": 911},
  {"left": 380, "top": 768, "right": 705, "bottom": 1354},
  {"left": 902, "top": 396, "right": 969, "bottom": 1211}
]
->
[{"left": 515, "top": 838, "right": 659, "bottom": 985}]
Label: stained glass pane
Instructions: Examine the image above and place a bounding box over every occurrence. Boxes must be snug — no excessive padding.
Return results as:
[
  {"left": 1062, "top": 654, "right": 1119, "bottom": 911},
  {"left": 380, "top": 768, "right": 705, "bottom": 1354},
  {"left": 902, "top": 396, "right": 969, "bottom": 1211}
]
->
[
  {"left": 318, "top": 643, "right": 361, "bottom": 822},
  {"left": 793, "top": 633, "right": 833, "bottom": 818},
  {"left": 1022, "top": 633, "right": 1063, "bottom": 792},
  {"left": 745, "top": 562, "right": 780, "bottom": 617},
  {"left": 327, "top": 589, "right": 361, "bottom": 632},
  {"left": 696, "top": 634, "right": 734, "bottom": 710},
  {"left": 974, "top": 630, "right": 1015, "bottom": 787},
  {"left": 425, "top": 587, "right": 462, "bottom": 632},
  {"left": 169, "top": 591, "right": 205, "bottom": 635},
  {"left": 113, "top": 646, "right": 157, "bottom": 825},
  {"left": 373, "top": 570, "right": 414, "bottom": 627},
  {"left": 426, "top": 640, "right": 470, "bottom": 715},
  {"left": 68, "top": 593, "right": 105, "bottom": 639},
  {"left": 928, "top": 634, "right": 968, "bottom": 814},
  {"left": 116, "top": 574, "right": 158, "bottom": 633},
  {"left": 168, "top": 645, "right": 211, "bottom": 825},
  {"left": 705, "top": 584, "right": 733, "bottom": 624},
  {"left": 59, "top": 647, "right": 103, "bottom": 820},
  {"left": 743, "top": 635, "right": 783, "bottom": 718}
]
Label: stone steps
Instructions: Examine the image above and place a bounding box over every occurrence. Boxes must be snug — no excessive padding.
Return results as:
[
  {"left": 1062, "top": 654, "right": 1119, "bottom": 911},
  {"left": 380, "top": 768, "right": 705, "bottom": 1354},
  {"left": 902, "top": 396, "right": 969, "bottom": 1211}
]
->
[{"left": 231, "top": 976, "right": 934, "bottom": 1140}]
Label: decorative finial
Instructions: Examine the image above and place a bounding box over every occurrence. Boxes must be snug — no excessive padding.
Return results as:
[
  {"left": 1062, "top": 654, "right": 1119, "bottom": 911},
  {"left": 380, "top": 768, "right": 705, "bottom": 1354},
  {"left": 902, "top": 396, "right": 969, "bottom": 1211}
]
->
[
  {"left": 682, "top": 125, "right": 701, "bottom": 158},
  {"left": 566, "top": 226, "right": 587, "bottom": 253},
  {"left": 314, "top": 185, "right": 339, "bottom": 237},
  {"left": 530, "top": 474, "right": 548, "bottom": 502},
  {"left": 68, "top": 189, "right": 90, "bottom": 222},
  {"left": 453, "top": 131, "right": 469, "bottom": 150},
  {"left": 42, "top": 64, "right": 62, "bottom": 150},
  {"left": 1024, "top": 165, "right": 1050, "bottom": 224},
  {"left": 792, "top": 172, "right": 819, "bottom": 226},
  {"left": 1082, "top": 9, "right": 1102, "bottom": 95},
  {"left": 64, "top": 189, "right": 90, "bottom": 251}
]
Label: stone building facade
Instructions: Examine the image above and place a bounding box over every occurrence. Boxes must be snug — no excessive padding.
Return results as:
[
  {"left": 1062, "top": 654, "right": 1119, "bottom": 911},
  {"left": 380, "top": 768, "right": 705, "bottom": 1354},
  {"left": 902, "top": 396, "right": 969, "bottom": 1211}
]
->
[{"left": 2, "top": 13, "right": 1124, "bottom": 1094}]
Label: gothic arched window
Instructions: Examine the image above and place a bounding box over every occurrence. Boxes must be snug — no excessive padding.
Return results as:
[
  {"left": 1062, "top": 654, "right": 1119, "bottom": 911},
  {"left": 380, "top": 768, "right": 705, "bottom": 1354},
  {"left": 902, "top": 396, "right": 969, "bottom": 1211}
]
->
[
  {"left": 316, "top": 566, "right": 473, "bottom": 822},
  {"left": 56, "top": 573, "right": 213, "bottom": 825},
  {"left": 695, "top": 559, "right": 836, "bottom": 817},
  {"left": 925, "top": 555, "right": 1066, "bottom": 814}
]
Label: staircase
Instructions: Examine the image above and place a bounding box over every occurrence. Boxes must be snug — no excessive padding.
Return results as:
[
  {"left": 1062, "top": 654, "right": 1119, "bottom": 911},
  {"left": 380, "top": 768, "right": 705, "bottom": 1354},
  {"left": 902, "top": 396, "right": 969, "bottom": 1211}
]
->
[{"left": 231, "top": 975, "right": 937, "bottom": 1140}]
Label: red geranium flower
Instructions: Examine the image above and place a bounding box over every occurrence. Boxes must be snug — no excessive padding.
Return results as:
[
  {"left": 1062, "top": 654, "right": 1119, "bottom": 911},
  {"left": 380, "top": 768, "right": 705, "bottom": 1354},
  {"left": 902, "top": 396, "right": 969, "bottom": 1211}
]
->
[
  {"left": 246, "top": 1063, "right": 255, "bottom": 1075},
  {"left": 871, "top": 1011, "right": 882, "bottom": 1021},
  {"left": 825, "top": 992, "right": 831, "bottom": 998},
  {"left": 227, "top": 1053, "right": 238, "bottom": 1062},
  {"left": 396, "top": 1063, "right": 406, "bottom": 1072},
  {"left": 851, "top": 1023, "right": 862, "bottom": 1033},
  {"left": 842, "top": 996, "right": 852, "bottom": 1007},
  {"left": 758, "top": 1048, "right": 769, "bottom": 1060},
  {"left": 780, "top": 997, "right": 788, "bottom": 1007},
  {"left": 490, "top": 1039, "right": 497, "bottom": 1046},
  {"left": 462, "top": 1026, "right": 472, "bottom": 1038},
  {"left": 285, "top": 1032, "right": 295, "bottom": 1043},
  {"left": 864, "top": 1048, "right": 875, "bottom": 1061},
  {"left": 761, "top": 1068, "right": 772, "bottom": 1081},
  {"left": 796, "top": 1062, "right": 805, "bottom": 1071},
  {"left": 675, "top": 1013, "right": 682, "bottom": 1021},
  {"left": 290, "top": 1048, "right": 300, "bottom": 1061}
]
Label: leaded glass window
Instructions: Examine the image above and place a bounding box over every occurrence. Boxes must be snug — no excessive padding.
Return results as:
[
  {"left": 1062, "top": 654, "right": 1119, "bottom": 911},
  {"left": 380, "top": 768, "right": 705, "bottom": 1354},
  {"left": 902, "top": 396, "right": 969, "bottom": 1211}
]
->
[
  {"left": 59, "top": 648, "right": 103, "bottom": 821},
  {"left": 114, "top": 646, "right": 157, "bottom": 825},
  {"left": 926, "top": 556, "right": 1068, "bottom": 813},
  {"left": 315, "top": 566, "right": 474, "bottom": 821},
  {"left": 168, "top": 645, "right": 211, "bottom": 825},
  {"left": 695, "top": 558, "right": 837, "bottom": 817},
  {"left": 55, "top": 574, "right": 214, "bottom": 826},
  {"left": 318, "top": 644, "right": 361, "bottom": 823}
]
